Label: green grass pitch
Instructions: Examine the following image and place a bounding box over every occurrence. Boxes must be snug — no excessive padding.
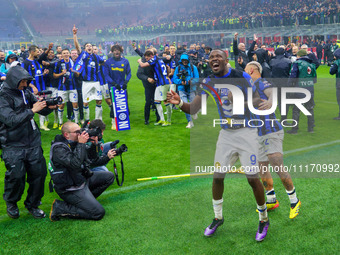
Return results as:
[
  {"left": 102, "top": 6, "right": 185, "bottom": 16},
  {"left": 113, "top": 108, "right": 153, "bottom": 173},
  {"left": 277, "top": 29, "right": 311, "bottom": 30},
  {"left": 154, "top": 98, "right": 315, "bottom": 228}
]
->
[{"left": 0, "top": 57, "right": 338, "bottom": 254}]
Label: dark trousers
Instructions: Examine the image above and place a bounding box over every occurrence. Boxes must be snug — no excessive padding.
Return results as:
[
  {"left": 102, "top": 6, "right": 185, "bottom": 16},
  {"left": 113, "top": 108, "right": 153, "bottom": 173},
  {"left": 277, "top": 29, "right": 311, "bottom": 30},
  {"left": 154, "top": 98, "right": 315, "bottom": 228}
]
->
[
  {"left": 66, "top": 90, "right": 84, "bottom": 121},
  {"left": 2, "top": 146, "right": 47, "bottom": 209},
  {"left": 336, "top": 82, "right": 340, "bottom": 116},
  {"left": 143, "top": 82, "right": 159, "bottom": 122},
  {"left": 277, "top": 87, "right": 289, "bottom": 121},
  {"left": 291, "top": 97, "right": 315, "bottom": 131},
  {"left": 77, "top": 89, "right": 84, "bottom": 121},
  {"left": 56, "top": 171, "right": 114, "bottom": 220}
]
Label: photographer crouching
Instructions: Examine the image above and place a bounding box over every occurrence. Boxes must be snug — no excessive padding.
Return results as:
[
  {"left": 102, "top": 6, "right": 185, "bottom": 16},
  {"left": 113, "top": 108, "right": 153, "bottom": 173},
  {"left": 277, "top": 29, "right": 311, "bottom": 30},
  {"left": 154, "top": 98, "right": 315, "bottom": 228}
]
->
[
  {"left": 0, "top": 66, "right": 56, "bottom": 219},
  {"left": 49, "top": 121, "right": 115, "bottom": 221}
]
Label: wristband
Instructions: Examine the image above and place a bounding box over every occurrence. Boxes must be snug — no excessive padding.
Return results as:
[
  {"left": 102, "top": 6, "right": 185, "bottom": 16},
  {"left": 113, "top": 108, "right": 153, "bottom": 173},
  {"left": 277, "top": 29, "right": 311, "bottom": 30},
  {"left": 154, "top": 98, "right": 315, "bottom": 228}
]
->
[{"left": 178, "top": 99, "right": 184, "bottom": 108}]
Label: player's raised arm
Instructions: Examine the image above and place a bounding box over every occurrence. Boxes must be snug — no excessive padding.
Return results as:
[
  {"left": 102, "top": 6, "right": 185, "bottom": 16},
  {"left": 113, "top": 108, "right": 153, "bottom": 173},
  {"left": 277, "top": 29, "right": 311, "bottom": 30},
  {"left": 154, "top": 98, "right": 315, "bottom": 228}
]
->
[
  {"left": 73, "top": 25, "right": 81, "bottom": 54},
  {"left": 167, "top": 90, "right": 201, "bottom": 114}
]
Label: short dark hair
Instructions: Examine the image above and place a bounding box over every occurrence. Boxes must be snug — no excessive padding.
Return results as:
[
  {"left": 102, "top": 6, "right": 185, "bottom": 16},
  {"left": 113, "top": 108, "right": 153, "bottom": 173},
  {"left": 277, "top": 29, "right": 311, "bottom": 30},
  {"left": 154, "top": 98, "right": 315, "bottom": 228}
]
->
[
  {"left": 211, "top": 48, "right": 227, "bottom": 59},
  {"left": 144, "top": 50, "right": 154, "bottom": 56},
  {"left": 83, "top": 42, "right": 92, "bottom": 48},
  {"left": 29, "top": 45, "right": 38, "bottom": 53},
  {"left": 111, "top": 44, "right": 123, "bottom": 53},
  {"left": 62, "top": 48, "right": 70, "bottom": 53},
  {"left": 89, "top": 119, "right": 106, "bottom": 131}
]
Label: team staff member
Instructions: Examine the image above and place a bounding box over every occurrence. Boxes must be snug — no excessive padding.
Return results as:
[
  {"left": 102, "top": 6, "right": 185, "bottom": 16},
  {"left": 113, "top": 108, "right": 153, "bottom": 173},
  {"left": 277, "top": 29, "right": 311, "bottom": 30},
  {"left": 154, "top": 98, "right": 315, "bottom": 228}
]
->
[
  {"left": 73, "top": 25, "right": 105, "bottom": 120},
  {"left": 138, "top": 50, "right": 172, "bottom": 126},
  {"left": 330, "top": 48, "right": 340, "bottom": 120},
  {"left": 0, "top": 66, "right": 55, "bottom": 219},
  {"left": 133, "top": 44, "right": 160, "bottom": 125},
  {"left": 167, "top": 49, "right": 269, "bottom": 242},
  {"left": 103, "top": 45, "right": 131, "bottom": 130},
  {"left": 49, "top": 122, "right": 115, "bottom": 221},
  {"left": 287, "top": 50, "right": 317, "bottom": 134},
  {"left": 233, "top": 32, "right": 249, "bottom": 71},
  {"left": 245, "top": 62, "right": 301, "bottom": 219}
]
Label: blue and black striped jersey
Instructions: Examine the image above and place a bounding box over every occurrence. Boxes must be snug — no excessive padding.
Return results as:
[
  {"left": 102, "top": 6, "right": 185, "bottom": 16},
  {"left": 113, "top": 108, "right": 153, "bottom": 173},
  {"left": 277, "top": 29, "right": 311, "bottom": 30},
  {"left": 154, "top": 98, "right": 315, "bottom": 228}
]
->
[
  {"left": 201, "top": 68, "right": 256, "bottom": 129},
  {"left": 74, "top": 51, "right": 104, "bottom": 82},
  {"left": 54, "top": 59, "right": 76, "bottom": 91},
  {"left": 253, "top": 78, "right": 283, "bottom": 136},
  {"left": 148, "top": 56, "right": 170, "bottom": 87},
  {"left": 98, "top": 65, "right": 106, "bottom": 85},
  {"left": 21, "top": 59, "right": 46, "bottom": 91}
]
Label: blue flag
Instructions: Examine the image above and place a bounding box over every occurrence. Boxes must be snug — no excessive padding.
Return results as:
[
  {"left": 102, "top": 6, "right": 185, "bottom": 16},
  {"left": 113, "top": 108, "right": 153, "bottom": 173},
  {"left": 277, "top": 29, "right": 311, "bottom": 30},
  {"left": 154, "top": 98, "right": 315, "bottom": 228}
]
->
[{"left": 111, "top": 87, "right": 130, "bottom": 131}]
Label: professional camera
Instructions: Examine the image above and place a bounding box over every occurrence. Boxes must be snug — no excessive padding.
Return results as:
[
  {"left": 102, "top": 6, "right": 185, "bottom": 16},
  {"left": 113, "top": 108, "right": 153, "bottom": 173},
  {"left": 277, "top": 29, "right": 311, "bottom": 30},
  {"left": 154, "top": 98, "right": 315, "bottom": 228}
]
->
[
  {"left": 81, "top": 126, "right": 102, "bottom": 141},
  {"left": 110, "top": 140, "right": 128, "bottom": 156},
  {"left": 81, "top": 160, "right": 93, "bottom": 178},
  {"left": 44, "top": 97, "right": 63, "bottom": 106},
  {"left": 177, "top": 69, "right": 189, "bottom": 82}
]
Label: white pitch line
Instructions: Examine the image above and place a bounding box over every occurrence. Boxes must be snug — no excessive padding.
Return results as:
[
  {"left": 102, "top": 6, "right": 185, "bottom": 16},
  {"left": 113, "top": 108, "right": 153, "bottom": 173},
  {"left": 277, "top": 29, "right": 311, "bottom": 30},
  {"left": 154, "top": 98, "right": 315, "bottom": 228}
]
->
[{"left": 284, "top": 140, "right": 340, "bottom": 155}]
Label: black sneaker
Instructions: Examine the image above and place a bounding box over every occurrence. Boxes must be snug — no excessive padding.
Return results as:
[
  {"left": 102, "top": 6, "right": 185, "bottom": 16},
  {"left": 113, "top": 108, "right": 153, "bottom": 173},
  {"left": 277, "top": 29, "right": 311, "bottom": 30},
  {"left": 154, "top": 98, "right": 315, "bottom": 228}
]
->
[
  {"left": 27, "top": 207, "right": 46, "bottom": 219},
  {"left": 6, "top": 202, "right": 19, "bottom": 219},
  {"left": 144, "top": 121, "right": 149, "bottom": 125},
  {"left": 50, "top": 199, "right": 61, "bottom": 222},
  {"left": 333, "top": 116, "right": 340, "bottom": 120}
]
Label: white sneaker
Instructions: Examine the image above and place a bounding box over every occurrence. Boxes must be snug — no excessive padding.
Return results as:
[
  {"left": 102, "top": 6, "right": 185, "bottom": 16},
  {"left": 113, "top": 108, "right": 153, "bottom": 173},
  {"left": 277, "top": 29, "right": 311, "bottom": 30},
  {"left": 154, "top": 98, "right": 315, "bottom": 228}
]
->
[
  {"left": 192, "top": 114, "right": 198, "bottom": 120},
  {"left": 186, "top": 121, "right": 194, "bottom": 128}
]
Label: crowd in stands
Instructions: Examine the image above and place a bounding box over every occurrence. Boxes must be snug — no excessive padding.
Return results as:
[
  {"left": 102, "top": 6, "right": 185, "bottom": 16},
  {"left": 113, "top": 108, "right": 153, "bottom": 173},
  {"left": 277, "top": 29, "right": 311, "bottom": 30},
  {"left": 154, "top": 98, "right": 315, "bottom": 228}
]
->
[{"left": 96, "top": 0, "right": 340, "bottom": 37}]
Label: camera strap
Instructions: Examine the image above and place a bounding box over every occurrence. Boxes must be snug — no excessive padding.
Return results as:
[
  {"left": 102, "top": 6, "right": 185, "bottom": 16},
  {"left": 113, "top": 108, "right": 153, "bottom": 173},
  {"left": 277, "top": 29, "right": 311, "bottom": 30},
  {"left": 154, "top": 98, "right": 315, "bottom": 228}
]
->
[{"left": 113, "top": 155, "right": 124, "bottom": 186}]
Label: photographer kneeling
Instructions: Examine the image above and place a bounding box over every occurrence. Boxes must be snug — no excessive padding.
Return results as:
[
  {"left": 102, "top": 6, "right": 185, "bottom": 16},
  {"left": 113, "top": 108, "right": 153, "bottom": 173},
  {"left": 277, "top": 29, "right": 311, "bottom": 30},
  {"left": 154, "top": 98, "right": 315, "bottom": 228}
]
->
[
  {"left": 173, "top": 54, "right": 199, "bottom": 128},
  {"left": 49, "top": 121, "right": 115, "bottom": 221}
]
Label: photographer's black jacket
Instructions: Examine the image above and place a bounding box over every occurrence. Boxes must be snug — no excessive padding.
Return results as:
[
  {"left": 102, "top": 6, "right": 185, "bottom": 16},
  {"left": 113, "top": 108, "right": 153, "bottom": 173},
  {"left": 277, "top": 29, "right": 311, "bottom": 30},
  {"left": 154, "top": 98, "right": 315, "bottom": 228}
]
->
[
  {"left": 51, "top": 134, "right": 88, "bottom": 192},
  {"left": 0, "top": 66, "right": 52, "bottom": 149},
  {"left": 87, "top": 142, "right": 111, "bottom": 168}
]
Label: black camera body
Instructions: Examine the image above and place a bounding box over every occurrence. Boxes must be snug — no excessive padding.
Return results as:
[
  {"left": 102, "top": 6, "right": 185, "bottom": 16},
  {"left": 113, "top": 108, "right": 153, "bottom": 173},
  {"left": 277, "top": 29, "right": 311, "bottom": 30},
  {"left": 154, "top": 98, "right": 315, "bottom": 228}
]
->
[
  {"left": 81, "top": 127, "right": 102, "bottom": 141},
  {"left": 110, "top": 140, "right": 128, "bottom": 156},
  {"left": 41, "top": 96, "right": 63, "bottom": 106},
  {"left": 81, "top": 160, "right": 93, "bottom": 179},
  {"left": 177, "top": 69, "right": 189, "bottom": 82}
]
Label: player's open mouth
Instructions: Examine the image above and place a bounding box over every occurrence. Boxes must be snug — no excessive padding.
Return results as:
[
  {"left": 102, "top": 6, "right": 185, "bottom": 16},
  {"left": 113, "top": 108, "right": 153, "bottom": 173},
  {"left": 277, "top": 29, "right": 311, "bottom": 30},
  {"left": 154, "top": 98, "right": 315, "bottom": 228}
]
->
[{"left": 212, "top": 63, "right": 219, "bottom": 71}]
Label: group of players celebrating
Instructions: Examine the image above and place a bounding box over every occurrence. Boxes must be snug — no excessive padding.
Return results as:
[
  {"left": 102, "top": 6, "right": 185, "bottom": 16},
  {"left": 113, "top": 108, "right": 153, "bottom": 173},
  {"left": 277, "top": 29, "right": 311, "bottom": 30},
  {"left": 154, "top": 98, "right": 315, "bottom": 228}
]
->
[
  {"left": 166, "top": 50, "right": 303, "bottom": 241},
  {"left": 8, "top": 25, "right": 340, "bottom": 242},
  {"left": 1, "top": 25, "right": 131, "bottom": 132}
]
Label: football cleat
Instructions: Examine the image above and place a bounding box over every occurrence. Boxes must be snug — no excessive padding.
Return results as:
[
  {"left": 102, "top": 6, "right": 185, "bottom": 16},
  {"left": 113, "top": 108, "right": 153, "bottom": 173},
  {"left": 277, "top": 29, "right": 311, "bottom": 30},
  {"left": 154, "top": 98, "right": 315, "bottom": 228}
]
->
[
  {"left": 267, "top": 200, "right": 279, "bottom": 211},
  {"left": 162, "top": 121, "right": 171, "bottom": 127},
  {"left": 204, "top": 218, "right": 224, "bottom": 237},
  {"left": 40, "top": 125, "right": 50, "bottom": 131},
  {"left": 154, "top": 120, "right": 164, "bottom": 126},
  {"left": 111, "top": 124, "right": 116, "bottom": 131},
  {"left": 256, "top": 200, "right": 279, "bottom": 213},
  {"left": 53, "top": 123, "right": 58, "bottom": 129},
  {"left": 289, "top": 200, "right": 301, "bottom": 219},
  {"left": 255, "top": 220, "right": 269, "bottom": 242}
]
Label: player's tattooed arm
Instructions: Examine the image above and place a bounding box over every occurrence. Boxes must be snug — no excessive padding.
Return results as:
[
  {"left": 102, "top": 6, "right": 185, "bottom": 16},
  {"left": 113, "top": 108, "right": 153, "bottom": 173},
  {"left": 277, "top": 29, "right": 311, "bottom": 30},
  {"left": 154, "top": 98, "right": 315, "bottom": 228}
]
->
[{"left": 258, "top": 88, "right": 273, "bottom": 110}]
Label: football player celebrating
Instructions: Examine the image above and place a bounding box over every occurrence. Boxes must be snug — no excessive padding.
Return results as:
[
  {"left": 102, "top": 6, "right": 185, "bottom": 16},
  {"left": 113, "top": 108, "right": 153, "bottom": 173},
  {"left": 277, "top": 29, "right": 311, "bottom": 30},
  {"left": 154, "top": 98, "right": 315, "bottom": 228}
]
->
[
  {"left": 167, "top": 49, "right": 269, "bottom": 242},
  {"left": 245, "top": 61, "right": 301, "bottom": 219}
]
